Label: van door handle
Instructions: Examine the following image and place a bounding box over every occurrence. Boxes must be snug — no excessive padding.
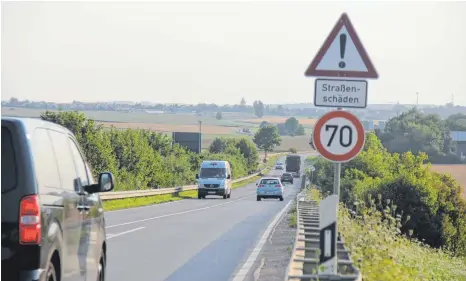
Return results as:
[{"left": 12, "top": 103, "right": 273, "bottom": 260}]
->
[{"left": 77, "top": 205, "right": 90, "bottom": 211}]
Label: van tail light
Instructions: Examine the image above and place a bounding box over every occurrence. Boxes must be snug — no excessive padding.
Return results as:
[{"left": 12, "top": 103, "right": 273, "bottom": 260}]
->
[
  {"left": 258, "top": 184, "right": 263, "bottom": 188},
  {"left": 275, "top": 184, "right": 282, "bottom": 188},
  {"left": 19, "top": 195, "right": 41, "bottom": 245}
]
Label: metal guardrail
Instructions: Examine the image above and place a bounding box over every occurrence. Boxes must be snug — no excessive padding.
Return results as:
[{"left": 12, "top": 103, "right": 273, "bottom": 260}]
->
[
  {"left": 100, "top": 153, "right": 286, "bottom": 201},
  {"left": 285, "top": 186, "right": 362, "bottom": 281}
]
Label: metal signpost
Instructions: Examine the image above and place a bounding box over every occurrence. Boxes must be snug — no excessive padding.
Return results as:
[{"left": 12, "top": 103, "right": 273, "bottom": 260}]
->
[{"left": 305, "top": 13, "right": 379, "bottom": 276}]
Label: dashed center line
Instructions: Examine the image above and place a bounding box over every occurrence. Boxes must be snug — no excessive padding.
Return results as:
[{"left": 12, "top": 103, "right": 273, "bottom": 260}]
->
[
  {"left": 106, "top": 195, "right": 251, "bottom": 229},
  {"left": 107, "top": 227, "right": 145, "bottom": 239}
]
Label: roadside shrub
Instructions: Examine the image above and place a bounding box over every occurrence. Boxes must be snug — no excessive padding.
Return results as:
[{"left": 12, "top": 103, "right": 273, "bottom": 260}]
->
[
  {"left": 313, "top": 132, "right": 466, "bottom": 257},
  {"left": 41, "top": 111, "right": 255, "bottom": 191}
]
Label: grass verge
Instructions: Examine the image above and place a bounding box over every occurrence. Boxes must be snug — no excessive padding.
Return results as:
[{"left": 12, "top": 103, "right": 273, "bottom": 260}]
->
[
  {"left": 103, "top": 190, "right": 198, "bottom": 211},
  {"left": 288, "top": 205, "right": 297, "bottom": 227},
  {"left": 303, "top": 187, "right": 466, "bottom": 281}
]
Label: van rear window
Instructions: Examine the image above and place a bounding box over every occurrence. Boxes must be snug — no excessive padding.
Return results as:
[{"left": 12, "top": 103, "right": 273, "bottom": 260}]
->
[{"left": 1, "top": 127, "right": 17, "bottom": 193}]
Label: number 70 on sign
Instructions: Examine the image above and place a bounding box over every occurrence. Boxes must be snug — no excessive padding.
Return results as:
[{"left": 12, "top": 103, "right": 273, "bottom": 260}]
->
[{"left": 312, "top": 110, "right": 366, "bottom": 163}]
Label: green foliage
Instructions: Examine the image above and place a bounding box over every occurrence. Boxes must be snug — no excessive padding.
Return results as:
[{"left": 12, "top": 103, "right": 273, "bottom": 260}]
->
[
  {"left": 446, "top": 113, "right": 466, "bottom": 131},
  {"left": 253, "top": 126, "right": 282, "bottom": 158},
  {"left": 216, "top": 111, "right": 222, "bottom": 120},
  {"left": 289, "top": 147, "right": 297, "bottom": 153},
  {"left": 313, "top": 132, "right": 466, "bottom": 257},
  {"left": 276, "top": 117, "right": 306, "bottom": 137},
  {"left": 284, "top": 117, "right": 299, "bottom": 136},
  {"left": 253, "top": 100, "right": 265, "bottom": 118},
  {"left": 259, "top": 120, "right": 271, "bottom": 128},
  {"left": 41, "top": 111, "right": 258, "bottom": 191},
  {"left": 338, "top": 195, "right": 466, "bottom": 281},
  {"left": 377, "top": 108, "right": 462, "bottom": 164},
  {"left": 208, "top": 137, "right": 259, "bottom": 173}
]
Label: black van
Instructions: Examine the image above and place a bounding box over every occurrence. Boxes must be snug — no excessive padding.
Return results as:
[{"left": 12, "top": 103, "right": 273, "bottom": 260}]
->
[{"left": 2, "top": 117, "right": 115, "bottom": 281}]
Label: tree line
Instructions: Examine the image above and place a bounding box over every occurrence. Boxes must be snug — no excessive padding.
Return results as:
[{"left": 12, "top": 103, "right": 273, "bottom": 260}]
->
[
  {"left": 40, "top": 111, "right": 261, "bottom": 191},
  {"left": 312, "top": 132, "right": 466, "bottom": 257},
  {"left": 376, "top": 108, "right": 466, "bottom": 163}
]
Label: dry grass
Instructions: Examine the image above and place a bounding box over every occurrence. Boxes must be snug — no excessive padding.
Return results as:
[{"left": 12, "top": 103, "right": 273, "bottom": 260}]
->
[
  {"left": 430, "top": 164, "right": 466, "bottom": 199},
  {"left": 240, "top": 117, "right": 318, "bottom": 126},
  {"left": 98, "top": 121, "right": 237, "bottom": 134}
]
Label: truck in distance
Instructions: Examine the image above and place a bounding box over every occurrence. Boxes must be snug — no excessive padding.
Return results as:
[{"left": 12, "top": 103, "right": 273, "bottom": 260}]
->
[{"left": 285, "top": 154, "right": 301, "bottom": 178}]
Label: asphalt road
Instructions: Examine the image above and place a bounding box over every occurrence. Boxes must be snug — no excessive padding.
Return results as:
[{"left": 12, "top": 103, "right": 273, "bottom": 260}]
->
[{"left": 104, "top": 156, "right": 304, "bottom": 281}]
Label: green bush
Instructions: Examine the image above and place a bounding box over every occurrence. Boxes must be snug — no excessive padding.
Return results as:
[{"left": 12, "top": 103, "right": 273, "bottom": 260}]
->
[
  {"left": 313, "top": 132, "right": 466, "bottom": 257},
  {"left": 339, "top": 194, "right": 466, "bottom": 281},
  {"left": 41, "top": 111, "right": 256, "bottom": 191}
]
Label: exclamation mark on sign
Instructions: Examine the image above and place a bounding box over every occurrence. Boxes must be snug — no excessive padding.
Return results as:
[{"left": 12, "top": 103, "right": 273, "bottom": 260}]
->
[{"left": 338, "top": 33, "right": 347, "bottom": 69}]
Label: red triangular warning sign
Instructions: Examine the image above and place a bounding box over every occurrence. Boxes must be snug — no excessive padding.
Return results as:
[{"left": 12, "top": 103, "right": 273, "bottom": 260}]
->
[{"left": 305, "top": 13, "right": 378, "bottom": 79}]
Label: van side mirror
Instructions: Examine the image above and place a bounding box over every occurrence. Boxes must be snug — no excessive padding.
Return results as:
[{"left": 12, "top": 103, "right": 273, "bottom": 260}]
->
[
  {"left": 98, "top": 172, "right": 114, "bottom": 192},
  {"left": 227, "top": 174, "right": 231, "bottom": 179},
  {"left": 83, "top": 172, "right": 114, "bottom": 194},
  {"left": 196, "top": 174, "right": 199, "bottom": 179}
]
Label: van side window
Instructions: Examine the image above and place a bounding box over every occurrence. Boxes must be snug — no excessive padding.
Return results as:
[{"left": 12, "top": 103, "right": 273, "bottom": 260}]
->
[
  {"left": 68, "top": 138, "right": 89, "bottom": 186},
  {"left": 1, "top": 127, "right": 17, "bottom": 193},
  {"left": 48, "top": 130, "right": 80, "bottom": 192},
  {"left": 30, "top": 128, "right": 60, "bottom": 191}
]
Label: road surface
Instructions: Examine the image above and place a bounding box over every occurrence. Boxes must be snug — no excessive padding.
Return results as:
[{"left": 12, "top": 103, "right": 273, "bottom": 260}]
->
[{"left": 104, "top": 156, "right": 304, "bottom": 281}]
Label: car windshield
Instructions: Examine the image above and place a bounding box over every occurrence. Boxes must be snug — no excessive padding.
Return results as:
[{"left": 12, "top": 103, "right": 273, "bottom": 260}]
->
[
  {"left": 260, "top": 179, "right": 280, "bottom": 185},
  {"left": 282, "top": 173, "right": 292, "bottom": 177},
  {"left": 200, "top": 168, "right": 226, "bottom": 178}
]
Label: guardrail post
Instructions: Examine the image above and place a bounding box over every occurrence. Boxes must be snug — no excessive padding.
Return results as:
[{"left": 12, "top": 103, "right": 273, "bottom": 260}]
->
[
  {"left": 174, "top": 187, "right": 183, "bottom": 197},
  {"left": 285, "top": 184, "right": 362, "bottom": 281}
]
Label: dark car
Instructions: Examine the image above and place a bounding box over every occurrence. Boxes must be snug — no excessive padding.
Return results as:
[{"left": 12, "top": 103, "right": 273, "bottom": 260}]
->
[
  {"left": 280, "top": 172, "right": 294, "bottom": 184},
  {"left": 2, "top": 117, "right": 115, "bottom": 281}
]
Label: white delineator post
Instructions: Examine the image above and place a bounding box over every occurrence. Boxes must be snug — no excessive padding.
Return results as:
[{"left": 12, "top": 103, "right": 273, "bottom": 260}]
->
[{"left": 319, "top": 194, "right": 339, "bottom": 274}]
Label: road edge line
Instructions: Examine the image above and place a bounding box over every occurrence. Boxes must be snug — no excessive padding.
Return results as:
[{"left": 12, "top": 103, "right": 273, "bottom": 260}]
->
[{"left": 231, "top": 200, "right": 293, "bottom": 281}]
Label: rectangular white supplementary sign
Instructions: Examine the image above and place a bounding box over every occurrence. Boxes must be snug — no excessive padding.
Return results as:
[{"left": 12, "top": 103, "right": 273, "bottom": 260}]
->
[{"left": 314, "top": 79, "right": 368, "bottom": 108}]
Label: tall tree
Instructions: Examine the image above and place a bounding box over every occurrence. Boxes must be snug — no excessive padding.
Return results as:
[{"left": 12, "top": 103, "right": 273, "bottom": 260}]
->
[
  {"left": 284, "top": 117, "right": 300, "bottom": 136},
  {"left": 240, "top": 97, "right": 246, "bottom": 107},
  {"left": 216, "top": 111, "right": 223, "bottom": 120},
  {"left": 253, "top": 126, "right": 281, "bottom": 159},
  {"left": 253, "top": 100, "right": 265, "bottom": 118}
]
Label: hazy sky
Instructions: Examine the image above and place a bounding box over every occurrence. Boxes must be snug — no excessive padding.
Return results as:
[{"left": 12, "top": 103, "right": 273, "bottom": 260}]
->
[{"left": 2, "top": 1, "right": 466, "bottom": 105}]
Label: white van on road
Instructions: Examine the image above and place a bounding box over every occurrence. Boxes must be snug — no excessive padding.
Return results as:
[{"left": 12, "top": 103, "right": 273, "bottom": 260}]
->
[{"left": 196, "top": 160, "right": 232, "bottom": 199}]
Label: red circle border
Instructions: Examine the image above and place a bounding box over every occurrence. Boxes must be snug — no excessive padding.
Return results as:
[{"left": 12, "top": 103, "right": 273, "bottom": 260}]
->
[{"left": 312, "top": 110, "right": 365, "bottom": 162}]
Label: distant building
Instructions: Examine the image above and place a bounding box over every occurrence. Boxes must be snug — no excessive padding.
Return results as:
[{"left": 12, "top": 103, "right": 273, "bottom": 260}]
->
[
  {"left": 451, "top": 131, "right": 466, "bottom": 160},
  {"left": 377, "top": 121, "right": 386, "bottom": 132},
  {"left": 362, "top": 120, "right": 374, "bottom": 131}
]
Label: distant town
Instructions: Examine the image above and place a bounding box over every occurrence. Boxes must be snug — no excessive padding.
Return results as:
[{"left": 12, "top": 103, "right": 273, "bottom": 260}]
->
[{"left": 2, "top": 97, "right": 465, "bottom": 127}]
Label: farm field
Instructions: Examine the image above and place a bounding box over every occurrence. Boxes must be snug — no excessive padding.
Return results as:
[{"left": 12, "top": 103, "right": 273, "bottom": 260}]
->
[
  {"left": 430, "top": 164, "right": 466, "bottom": 199},
  {"left": 240, "top": 116, "right": 318, "bottom": 127},
  {"left": 100, "top": 121, "right": 238, "bottom": 135},
  {"left": 1, "top": 107, "right": 255, "bottom": 126},
  {"left": 2, "top": 106, "right": 314, "bottom": 152}
]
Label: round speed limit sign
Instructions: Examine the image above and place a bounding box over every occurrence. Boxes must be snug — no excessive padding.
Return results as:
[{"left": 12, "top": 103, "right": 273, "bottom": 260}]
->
[{"left": 312, "top": 110, "right": 365, "bottom": 162}]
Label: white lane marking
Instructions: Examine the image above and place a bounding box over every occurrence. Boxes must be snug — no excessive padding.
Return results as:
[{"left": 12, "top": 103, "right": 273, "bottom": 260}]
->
[
  {"left": 106, "top": 196, "right": 250, "bottom": 229},
  {"left": 231, "top": 200, "right": 293, "bottom": 281},
  {"left": 105, "top": 200, "right": 183, "bottom": 213},
  {"left": 107, "top": 227, "right": 145, "bottom": 239}
]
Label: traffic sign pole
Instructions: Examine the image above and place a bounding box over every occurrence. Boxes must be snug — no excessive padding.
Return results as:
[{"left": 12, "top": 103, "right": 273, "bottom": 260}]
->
[
  {"left": 311, "top": 109, "right": 365, "bottom": 275},
  {"left": 305, "top": 12, "right": 378, "bottom": 277}
]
